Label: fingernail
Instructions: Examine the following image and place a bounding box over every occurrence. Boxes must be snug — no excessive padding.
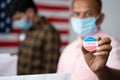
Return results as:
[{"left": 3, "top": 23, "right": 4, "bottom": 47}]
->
[{"left": 96, "top": 47, "right": 100, "bottom": 51}]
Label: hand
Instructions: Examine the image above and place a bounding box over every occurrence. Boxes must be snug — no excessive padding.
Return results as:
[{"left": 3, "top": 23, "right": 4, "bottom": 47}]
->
[{"left": 81, "top": 36, "right": 112, "bottom": 73}]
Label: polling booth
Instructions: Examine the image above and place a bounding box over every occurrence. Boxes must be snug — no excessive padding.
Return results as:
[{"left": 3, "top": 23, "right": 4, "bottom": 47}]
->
[
  {"left": 0, "top": 53, "right": 17, "bottom": 76},
  {"left": 0, "top": 53, "right": 70, "bottom": 80},
  {"left": 0, "top": 73, "right": 70, "bottom": 80}
]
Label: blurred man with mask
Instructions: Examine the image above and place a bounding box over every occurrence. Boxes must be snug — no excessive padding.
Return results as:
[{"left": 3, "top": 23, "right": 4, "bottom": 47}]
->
[
  {"left": 8, "top": 0, "right": 60, "bottom": 75},
  {"left": 57, "top": 0, "right": 120, "bottom": 80}
]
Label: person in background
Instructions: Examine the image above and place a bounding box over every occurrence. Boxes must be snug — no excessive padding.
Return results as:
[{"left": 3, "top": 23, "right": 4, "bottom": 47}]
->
[
  {"left": 57, "top": 0, "right": 120, "bottom": 80},
  {"left": 8, "top": 0, "right": 61, "bottom": 75}
]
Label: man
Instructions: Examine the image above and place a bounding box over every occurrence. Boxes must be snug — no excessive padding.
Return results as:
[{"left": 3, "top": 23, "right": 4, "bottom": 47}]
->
[
  {"left": 8, "top": 0, "right": 60, "bottom": 75},
  {"left": 57, "top": 0, "right": 120, "bottom": 80}
]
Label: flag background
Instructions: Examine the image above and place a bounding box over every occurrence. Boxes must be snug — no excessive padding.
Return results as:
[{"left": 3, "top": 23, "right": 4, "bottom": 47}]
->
[{"left": 0, "top": 0, "right": 71, "bottom": 53}]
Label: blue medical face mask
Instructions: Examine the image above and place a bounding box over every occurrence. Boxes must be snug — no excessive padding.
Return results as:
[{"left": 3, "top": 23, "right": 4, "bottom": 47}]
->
[
  {"left": 13, "top": 18, "right": 33, "bottom": 30},
  {"left": 70, "top": 17, "right": 98, "bottom": 37}
]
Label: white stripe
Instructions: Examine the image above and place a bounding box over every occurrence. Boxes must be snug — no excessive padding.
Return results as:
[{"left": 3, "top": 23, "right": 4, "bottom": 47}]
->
[
  {"left": 52, "top": 22, "right": 70, "bottom": 30},
  {"left": 61, "top": 34, "right": 69, "bottom": 42},
  {"left": 38, "top": 10, "right": 70, "bottom": 19},
  {"left": 34, "top": 0, "right": 70, "bottom": 7},
  {"left": 60, "top": 46, "right": 68, "bottom": 52},
  {"left": 0, "top": 46, "right": 67, "bottom": 53},
  {"left": 0, "top": 53, "right": 15, "bottom": 57},
  {"left": 0, "top": 33, "right": 68, "bottom": 42},
  {"left": 0, "top": 47, "right": 18, "bottom": 53},
  {"left": 84, "top": 42, "right": 98, "bottom": 46},
  {"left": 0, "top": 33, "right": 18, "bottom": 42}
]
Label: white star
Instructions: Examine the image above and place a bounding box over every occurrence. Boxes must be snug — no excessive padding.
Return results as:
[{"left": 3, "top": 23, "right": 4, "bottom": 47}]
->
[
  {"left": 7, "top": 0, "right": 11, "bottom": 4},
  {"left": 0, "top": 12, "right": 6, "bottom": 18},
  {"left": 0, "top": 2, "right": 6, "bottom": 9},
  {"left": 0, "top": 22, "right": 5, "bottom": 28},
  {"left": 5, "top": 27, "right": 10, "bottom": 33},
  {"left": 6, "top": 18, "right": 11, "bottom": 24}
]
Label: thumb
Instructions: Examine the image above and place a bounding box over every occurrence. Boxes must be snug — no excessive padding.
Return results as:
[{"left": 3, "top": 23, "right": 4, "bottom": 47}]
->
[
  {"left": 81, "top": 40, "right": 89, "bottom": 55},
  {"left": 95, "top": 36, "right": 101, "bottom": 41}
]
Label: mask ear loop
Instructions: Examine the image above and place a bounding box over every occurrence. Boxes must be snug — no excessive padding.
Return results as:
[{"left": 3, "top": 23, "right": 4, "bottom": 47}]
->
[
  {"left": 95, "top": 14, "right": 101, "bottom": 29},
  {"left": 25, "top": 12, "right": 33, "bottom": 23},
  {"left": 96, "top": 15, "right": 100, "bottom": 20},
  {"left": 23, "top": 14, "right": 28, "bottom": 22}
]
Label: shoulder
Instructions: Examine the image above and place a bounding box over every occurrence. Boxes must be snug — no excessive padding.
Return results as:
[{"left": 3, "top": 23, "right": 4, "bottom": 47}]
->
[
  {"left": 43, "top": 23, "right": 59, "bottom": 36},
  {"left": 40, "top": 17, "right": 57, "bottom": 33},
  {"left": 104, "top": 33, "right": 120, "bottom": 69},
  {"left": 37, "top": 16, "right": 58, "bottom": 34},
  {"left": 36, "top": 20, "right": 59, "bottom": 36},
  {"left": 96, "top": 30, "right": 120, "bottom": 46},
  {"left": 61, "top": 39, "right": 80, "bottom": 55},
  {"left": 103, "top": 32, "right": 120, "bottom": 46}
]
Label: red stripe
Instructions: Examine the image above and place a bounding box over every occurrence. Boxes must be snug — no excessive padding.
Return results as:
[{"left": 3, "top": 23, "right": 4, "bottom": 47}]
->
[
  {"left": 0, "top": 42, "right": 18, "bottom": 47},
  {"left": 58, "top": 30, "right": 69, "bottom": 34},
  {"left": 36, "top": 4, "right": 69, "bottom": 11},
  {"left": 84, "top": 46, "right": 97, "bottom": 51},
  {"left": 61, "top": 42, "right": 68, "bottom": 46},
  {"left": 12, "top": 29, "right": 21, "bottom": 33},
  {"left": 0, "top": 42, "right": 68, "bottom": 47},
  {"left": 46, "top": 18, "right": 68, "bottom": 23}
]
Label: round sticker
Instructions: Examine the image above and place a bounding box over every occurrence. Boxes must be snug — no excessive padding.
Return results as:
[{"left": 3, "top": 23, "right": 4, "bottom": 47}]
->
[
  {"left": 83, "top": 36, "right": 98, "bottom": 51},
  {"left": 19, "top": 33, "right": 26, "bottom": 42}
]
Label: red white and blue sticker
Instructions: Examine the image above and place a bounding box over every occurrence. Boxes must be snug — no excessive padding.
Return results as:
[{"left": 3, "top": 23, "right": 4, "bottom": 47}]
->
[
  {"left": 83, "top": 36, "right": 98, "bottom": 51},
  {"left": 19, "top": 33, "right": 26, "bottom": 42}
]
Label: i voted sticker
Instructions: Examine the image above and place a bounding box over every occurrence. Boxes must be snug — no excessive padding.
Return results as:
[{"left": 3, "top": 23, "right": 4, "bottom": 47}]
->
[
  {"left": 83, "top": 36, "right": 98, "bottom": 51},
  {"left": 19, "top": 33, "right": 26, "bottom": 42}
]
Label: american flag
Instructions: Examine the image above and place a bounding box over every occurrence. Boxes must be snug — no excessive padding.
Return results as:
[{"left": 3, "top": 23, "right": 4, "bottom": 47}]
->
[{"left": 0, "top": 0, "right": 71, "bottom": 53}]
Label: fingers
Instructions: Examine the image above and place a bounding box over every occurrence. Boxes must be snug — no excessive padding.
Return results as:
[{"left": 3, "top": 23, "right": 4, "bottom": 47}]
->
[
  {"left": 94, "top": 51, "right": 109, "bottom": 56},
  {"left": 94, "top": 37, "right": 112, "bottom": 56},
  {"left": 94, "top": 36, "right": 111, "bottom": 45},
  {"left": 98, "top": 37, "right": 111, "bottom": 46},
  {"left": 96, "top": 44, "right": 112, "bottom": 52}
]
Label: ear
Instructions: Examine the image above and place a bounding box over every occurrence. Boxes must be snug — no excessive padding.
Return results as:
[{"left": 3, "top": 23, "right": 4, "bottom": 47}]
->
[{"left": 96, "top": 13, "right": 105, "bottom": 26}]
